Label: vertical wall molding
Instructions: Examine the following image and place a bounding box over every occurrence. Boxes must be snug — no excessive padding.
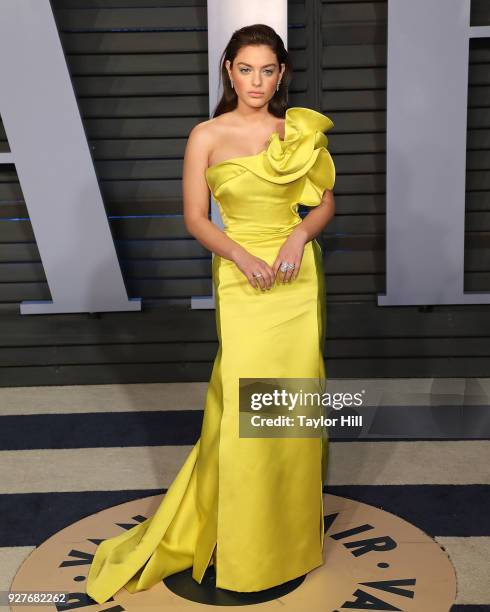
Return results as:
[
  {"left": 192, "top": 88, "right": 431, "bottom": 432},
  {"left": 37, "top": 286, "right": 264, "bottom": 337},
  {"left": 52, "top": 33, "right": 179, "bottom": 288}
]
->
[{"left": 304, "top": 0, "right": 322, "bottom": 109}]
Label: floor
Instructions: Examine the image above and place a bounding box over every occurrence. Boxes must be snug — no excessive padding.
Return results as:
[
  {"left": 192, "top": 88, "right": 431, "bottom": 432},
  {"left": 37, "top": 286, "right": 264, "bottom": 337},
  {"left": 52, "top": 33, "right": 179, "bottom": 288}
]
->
[{"left": 0, "top": 380, "right": 488, "bottom": 610}]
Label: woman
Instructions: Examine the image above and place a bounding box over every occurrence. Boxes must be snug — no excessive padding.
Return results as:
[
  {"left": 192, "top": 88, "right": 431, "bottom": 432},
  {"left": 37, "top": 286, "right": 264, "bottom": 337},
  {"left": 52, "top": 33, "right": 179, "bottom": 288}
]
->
[{"left": 86, "top": 23, "right": 335, "bottom": 604}]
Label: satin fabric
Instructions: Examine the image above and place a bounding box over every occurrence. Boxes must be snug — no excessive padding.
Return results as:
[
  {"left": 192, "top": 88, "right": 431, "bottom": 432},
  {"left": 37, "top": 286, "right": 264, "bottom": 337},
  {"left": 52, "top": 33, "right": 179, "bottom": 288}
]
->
[{"left": 85, "top": 106, "right": 336, "bottom": 604}]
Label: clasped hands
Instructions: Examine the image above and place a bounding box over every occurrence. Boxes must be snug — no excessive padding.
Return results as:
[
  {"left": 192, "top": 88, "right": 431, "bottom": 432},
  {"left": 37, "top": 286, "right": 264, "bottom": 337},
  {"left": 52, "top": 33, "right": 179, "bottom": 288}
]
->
[{"left": 233, "top": 232, "right": 308, "bottom": 290}]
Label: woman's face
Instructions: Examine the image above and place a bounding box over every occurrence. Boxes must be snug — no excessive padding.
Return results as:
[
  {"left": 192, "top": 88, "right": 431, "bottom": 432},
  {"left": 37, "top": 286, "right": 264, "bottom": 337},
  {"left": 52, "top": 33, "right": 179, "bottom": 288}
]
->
[{"left": 225, "top": 44, "right": 285, "bottom": 108}]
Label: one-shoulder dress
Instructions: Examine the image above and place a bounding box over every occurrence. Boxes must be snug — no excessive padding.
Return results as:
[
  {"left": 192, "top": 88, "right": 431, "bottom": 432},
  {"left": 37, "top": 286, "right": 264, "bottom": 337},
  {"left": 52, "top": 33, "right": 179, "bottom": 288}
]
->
[{"left": 85, "top": 106, "right": 336, "bottom": 604}]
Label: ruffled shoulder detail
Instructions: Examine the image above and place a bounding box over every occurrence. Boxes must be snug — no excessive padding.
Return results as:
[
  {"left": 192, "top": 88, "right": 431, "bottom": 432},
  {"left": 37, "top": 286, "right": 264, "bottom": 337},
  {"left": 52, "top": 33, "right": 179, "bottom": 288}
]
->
[
  {"left": 266, "top": 107, "right": 334, "bottom": 176},
  {"left": 206, "top": 106, "right": 336, "bottom": 206}
]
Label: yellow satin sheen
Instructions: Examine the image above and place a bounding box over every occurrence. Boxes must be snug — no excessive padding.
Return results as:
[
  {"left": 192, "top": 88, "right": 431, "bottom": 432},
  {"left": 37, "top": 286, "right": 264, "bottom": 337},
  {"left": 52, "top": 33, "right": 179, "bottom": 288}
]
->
[{"left": 85, "top": 106, "right": 336, "bottom": 604}]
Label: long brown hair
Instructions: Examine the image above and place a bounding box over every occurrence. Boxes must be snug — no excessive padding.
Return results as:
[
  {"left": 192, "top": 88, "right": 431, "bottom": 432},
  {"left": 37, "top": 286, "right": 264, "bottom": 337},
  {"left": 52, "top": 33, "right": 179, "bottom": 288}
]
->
[{"left": 212, "top": 24, "right": 292, "bottom": 119}]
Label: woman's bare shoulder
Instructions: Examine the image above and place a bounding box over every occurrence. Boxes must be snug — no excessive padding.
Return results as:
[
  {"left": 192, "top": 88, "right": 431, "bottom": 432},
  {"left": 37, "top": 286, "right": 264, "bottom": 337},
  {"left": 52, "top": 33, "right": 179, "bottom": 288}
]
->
[
  {"left": 194, "top": 114, "right": 234, "bottom": 138},
  {"left": 187, "top": 115, "right": 238, "bottom": 167},
  {"left": 187, "top": 115, "right": 232, "bottom": 150}
]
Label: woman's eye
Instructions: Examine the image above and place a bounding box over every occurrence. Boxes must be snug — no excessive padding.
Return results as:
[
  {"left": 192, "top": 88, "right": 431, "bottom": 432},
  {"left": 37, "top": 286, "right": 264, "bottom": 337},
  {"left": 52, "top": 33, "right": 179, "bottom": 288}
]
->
[{"left": 238, "top": 68, "right": 274, "bottom": 75}]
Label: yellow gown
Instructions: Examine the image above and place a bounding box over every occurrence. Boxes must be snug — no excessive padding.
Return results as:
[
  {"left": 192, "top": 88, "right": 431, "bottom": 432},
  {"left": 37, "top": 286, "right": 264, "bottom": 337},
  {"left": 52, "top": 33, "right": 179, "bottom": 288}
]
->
[{"left": 85, "top": 106, "right": 336, "bottom": 604}]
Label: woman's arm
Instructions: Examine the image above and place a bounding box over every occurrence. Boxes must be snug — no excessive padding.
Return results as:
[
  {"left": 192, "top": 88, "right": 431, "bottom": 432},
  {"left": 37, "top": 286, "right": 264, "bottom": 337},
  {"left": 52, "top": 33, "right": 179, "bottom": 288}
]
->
[
  {"left": 289, "top": 188, "right": 336, "bottom": 245},
  {"left": 271, "top": 189, "right": 335, "bottom": 282},
  {"left": 182, "top": 123, "right": 245, "bottom": 263},
  {"left": 182, "top": 123, "right": 276, "bottom": 290}
]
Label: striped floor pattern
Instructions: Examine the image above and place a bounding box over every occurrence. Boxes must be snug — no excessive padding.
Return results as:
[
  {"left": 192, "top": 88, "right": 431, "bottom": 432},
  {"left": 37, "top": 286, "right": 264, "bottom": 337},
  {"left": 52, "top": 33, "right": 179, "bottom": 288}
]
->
[{"left": 0, "top": 381, "right": 489, "bottom": 610}]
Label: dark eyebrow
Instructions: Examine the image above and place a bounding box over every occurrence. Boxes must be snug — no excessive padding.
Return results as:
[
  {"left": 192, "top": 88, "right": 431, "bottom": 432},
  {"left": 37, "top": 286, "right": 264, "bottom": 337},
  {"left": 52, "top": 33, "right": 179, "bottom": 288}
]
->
[{"left": 237, "top": 62, "right": 276, "bottom": 68}]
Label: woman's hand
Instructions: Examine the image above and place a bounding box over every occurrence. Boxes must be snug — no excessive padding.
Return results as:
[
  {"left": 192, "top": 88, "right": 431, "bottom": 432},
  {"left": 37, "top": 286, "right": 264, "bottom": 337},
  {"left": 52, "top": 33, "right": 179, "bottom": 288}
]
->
[
  {"left": 232, "top": 247, "right": 276, "bottom": 290},
  {"left": 272, "top": 232, "right": 307, "bottom": 283}
]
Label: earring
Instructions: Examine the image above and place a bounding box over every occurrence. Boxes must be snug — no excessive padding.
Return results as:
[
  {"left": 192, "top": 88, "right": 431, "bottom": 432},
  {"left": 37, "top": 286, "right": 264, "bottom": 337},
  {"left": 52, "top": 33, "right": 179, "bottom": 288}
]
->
[
  {"left": 230, "top": 77, "right": 234, "bottom": 89},
  {"left": 276, "top": 80, "right": 281, "bottom": 91}
]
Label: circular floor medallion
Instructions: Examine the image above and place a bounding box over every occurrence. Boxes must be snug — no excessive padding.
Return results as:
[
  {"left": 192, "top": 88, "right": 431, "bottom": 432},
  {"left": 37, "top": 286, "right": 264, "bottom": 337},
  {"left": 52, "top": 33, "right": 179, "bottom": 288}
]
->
[{"left": 9, "top": 493, "right": 457, "bottom": 611}]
